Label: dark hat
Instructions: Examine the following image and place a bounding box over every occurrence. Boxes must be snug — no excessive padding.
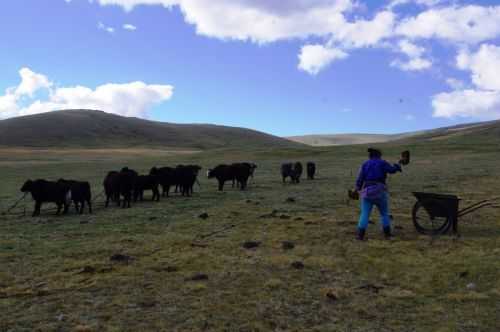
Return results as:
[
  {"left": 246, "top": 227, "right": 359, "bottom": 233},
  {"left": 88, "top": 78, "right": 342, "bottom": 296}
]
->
[{"left": 368, "top": 148, "right": 382, "bottom": 158}]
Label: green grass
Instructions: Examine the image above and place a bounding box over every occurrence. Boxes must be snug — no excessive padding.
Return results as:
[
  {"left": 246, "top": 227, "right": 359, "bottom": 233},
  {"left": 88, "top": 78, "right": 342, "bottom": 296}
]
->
[{"left": 1, "top": 141, "right": 499, "bottom": 331}]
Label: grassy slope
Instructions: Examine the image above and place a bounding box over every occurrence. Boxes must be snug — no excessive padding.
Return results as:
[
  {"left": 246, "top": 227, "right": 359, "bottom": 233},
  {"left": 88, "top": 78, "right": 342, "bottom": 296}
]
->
[
  {"left": 0, "top": 110, "right": 301, "bottom": 150},
  {"left": 0, "top": 137, "right": 499, "bottom": 331}
]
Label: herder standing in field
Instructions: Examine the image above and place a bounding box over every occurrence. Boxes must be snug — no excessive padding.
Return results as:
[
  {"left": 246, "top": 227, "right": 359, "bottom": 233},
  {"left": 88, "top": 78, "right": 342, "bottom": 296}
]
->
[{"left": 355, "top": 148, "right": 402, "bottom": 240}]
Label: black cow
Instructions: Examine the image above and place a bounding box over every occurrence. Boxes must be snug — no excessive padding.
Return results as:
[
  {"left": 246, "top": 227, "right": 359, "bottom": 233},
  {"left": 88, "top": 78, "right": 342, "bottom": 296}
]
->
[
  {"left": 293, "top": 162, "right": 303, "bottom": 183},
  {"left": 133, "top": 175, "right": 160, "bottom": 202},
  {"left": 176, "top": 165, "right": 202, "bottom": 196},
  {"left": 208, "top": 163, "right": 251, "bottom": 191},
  {"left": 103, "top": 171, "right": 120, "bottom": 207},
  {"left": 119, "top": 167, "right": 137, "bottom": 208},
  {"left": 103, "top": 168, "right": 137, "bottom": 208},
  {"left": 57, "top": 179, "right": 92, "bottom": 214},
  {"left": 150, "top": 167, "right": 176, "bottom": 197},
  {"left": 307, "top": 162, "right": 316, "bottom": 180},
  {"left": 20, "top": 179, "right": 71, "bottom": 217},
  {"left": 150, "top": 165, "right": 201, "bottom": 197},
  {"left": 232, "top": 162, "right": 257, "bottom": 188},
  {"left": 281, "top": 162, "right": 303, "bottom": 184}
]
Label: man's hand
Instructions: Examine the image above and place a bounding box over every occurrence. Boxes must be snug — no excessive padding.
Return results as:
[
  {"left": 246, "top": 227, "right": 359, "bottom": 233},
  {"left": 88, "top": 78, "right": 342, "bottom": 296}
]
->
[{"left": 348, "top": 189, "right": 360, "bottom": 200}]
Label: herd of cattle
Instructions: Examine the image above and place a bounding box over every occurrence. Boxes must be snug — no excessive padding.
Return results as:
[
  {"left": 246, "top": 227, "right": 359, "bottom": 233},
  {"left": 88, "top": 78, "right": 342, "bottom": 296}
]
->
[{"left": 18, "top": 161, "right": 317, "bottom": 217}]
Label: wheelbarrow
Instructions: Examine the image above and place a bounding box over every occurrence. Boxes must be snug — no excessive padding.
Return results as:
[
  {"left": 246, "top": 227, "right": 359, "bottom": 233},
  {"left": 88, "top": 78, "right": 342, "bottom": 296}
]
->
[{"left": 412, "top": 192, "right": 498, "bottom": 235}]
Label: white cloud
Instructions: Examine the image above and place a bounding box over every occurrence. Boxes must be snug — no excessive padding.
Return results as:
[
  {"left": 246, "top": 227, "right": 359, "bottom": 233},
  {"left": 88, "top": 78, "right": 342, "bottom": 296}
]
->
[
  {"left": 123, "top": 23, "right": 137, "bottom": 31},
  {"left": 404, "top": 114, "right": 416, "bottom": 121},
  {"left": 88, "top": 1, "right": 500, "bottom": 77},
  {"left": 398, "top": 39, "right": 425, "bottom": 58},
  {"left": 0, "top": 68, "right": 174, "bottom": 119},
  {"left": 96, "top": 0, "right": 353, "bottom": 43},
  {"left": 388, "top": 0, "right": 443, "bottom": 10},
  {"left": 432, "top": 89, "right": 500, "bottom": 119},
  {"left": 15, "top": 67, "right": 52, "bottom": 97},
  {"left": 433, "top": 44, "right": 500, "bottom": 119},
  {"left": 396, "top": 5, "right": 500, "bottom": 44},
  {"left": 446, "top": 78, "right": 465, "bottom": 90},
  {"left": 455, "top": 44, "right": 500, "bottom": 91},
  {"left": 391, "top": 39, "right": 432, "bottom": 71},
  {"left": 98, "top": 21, "right": 115, "bottom": 33},
  {"left": 391, "top": 57, "right": 432, "bottom": 71},
  {"left": 329, "top": 10, "right": 396, "bottom": 48},
  {"left": 298, "top": 44, "right": 348, "bottom": 75}
]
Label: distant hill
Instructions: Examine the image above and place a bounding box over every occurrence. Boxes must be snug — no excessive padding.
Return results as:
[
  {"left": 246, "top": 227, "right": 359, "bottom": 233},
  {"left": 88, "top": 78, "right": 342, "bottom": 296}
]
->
[
  {"left": 0, "top": 110, "right": 302, "bottom": 149},
  {"left": 287, "top": 121, "right": 500, "bottom": 146},
  {"left": 287, "top": 133, "right": 406, "bottom": 146}
]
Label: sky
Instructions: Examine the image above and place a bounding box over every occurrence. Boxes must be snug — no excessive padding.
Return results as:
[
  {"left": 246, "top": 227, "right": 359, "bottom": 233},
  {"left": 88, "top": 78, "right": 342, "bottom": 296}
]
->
[{"left": 1, "top": 0, "right": 500, "bottom": 136}]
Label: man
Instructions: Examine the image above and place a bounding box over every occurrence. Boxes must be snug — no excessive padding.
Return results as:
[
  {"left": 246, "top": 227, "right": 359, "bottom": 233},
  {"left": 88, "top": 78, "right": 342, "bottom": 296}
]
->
[{"left": 355, "top": 148, "right": 402, "bottom": 240}]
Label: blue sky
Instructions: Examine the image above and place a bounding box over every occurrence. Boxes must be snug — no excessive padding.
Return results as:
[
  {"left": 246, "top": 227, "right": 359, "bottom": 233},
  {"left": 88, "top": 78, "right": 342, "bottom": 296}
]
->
[{"left": 1, "top": 0, "right": 500, "bottom": 136}]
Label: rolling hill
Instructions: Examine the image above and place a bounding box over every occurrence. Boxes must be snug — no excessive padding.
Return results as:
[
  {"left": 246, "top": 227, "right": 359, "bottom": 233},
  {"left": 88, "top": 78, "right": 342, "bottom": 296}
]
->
[
  {"left": 0, "top": 110, "right": 302, "bottom": 149},
  {"left": 287, "top": 121, "right": 500, "bottom": 146}
]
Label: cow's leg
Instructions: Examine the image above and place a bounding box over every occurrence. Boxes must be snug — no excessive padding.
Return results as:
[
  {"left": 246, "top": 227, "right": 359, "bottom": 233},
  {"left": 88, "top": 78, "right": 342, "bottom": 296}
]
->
[
  {"left": 63, "top": 202, "right": 69, "bottom": 214},
  {"left": 105, "top": 195, "right": 109, "bottom": 208},
  {"left": 56, "top": 203, "right": 62, "bottom": 215},
  {"left": 88, "top": 200, "right": 92, "bottom": 214},
  {"left": 33, "top": 201, "right": 41, "bottom": 217},
  {"left": 73, "top": 202, "right": 78, "bottom": 213},
  {"left": 79, "top": 200, "right": 85, "bottom": 214},
  {"left": 218, "top": 180, "right": 224, "bottom": 191}
]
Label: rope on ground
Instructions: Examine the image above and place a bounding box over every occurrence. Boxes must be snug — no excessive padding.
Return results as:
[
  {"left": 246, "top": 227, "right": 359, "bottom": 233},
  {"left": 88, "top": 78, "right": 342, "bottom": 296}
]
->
[
  {"left": 1, "top": 193, "right": 27, "bottom": 215},
  {"left": 91, "top": 189, "right": 105, "bottom": 203},
  {"left": 195, "top": 219, "right": 247, "bottom": 241}
]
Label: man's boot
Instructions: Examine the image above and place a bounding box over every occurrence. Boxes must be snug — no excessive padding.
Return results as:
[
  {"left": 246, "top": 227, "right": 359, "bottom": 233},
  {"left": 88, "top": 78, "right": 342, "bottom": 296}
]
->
[
  {"left": 383, "top": 226, "right": 392, "bottom": 239},
  {"left": 357, "top": 228, "right": 366, "bottom": 241}
]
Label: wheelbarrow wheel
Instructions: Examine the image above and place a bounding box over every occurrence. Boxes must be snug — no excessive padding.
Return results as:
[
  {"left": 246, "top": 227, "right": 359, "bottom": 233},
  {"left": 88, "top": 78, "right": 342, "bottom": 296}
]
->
[{"left": 412, "top": 201, "right": 452, "bottom": 235}]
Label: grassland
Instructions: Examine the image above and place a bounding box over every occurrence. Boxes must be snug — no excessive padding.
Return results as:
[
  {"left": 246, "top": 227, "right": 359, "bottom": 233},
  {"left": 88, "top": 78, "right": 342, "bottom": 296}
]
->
[{"left": 0, "top": 140, "right": 499, "bottom": 331}]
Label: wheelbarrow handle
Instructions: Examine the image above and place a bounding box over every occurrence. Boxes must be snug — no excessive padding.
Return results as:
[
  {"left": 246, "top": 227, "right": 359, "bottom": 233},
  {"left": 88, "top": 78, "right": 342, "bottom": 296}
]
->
[{"left": 458, "top": 200, "right": 494, "bottom": 217}]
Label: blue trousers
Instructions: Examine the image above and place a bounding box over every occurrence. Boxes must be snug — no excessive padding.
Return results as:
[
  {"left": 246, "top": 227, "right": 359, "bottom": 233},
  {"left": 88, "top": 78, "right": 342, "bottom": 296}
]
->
[{"left": 358, "top": 191, "right": 391, "bottom": 230}]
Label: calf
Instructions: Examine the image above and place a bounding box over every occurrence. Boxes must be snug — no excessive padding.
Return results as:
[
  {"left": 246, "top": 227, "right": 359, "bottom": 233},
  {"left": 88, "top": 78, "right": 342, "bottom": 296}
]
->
[
  {"left": 306, "top": 162, "right": 316, "bottom": 180},
  {"left": 57, "top": 179, "right": 92, "bottom": 214},
  {"left": 133, "top": 175, "right": 160, "bottom": 202},
  {"left": 21, "top": 179, "right": 71, "bottom": 217}
]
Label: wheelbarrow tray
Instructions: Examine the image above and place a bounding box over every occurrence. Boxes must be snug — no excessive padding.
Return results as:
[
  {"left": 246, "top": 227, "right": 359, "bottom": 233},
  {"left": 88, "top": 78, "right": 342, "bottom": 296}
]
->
[{"left": 412, "top": 192, "right": 460, "bottom": 219}]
